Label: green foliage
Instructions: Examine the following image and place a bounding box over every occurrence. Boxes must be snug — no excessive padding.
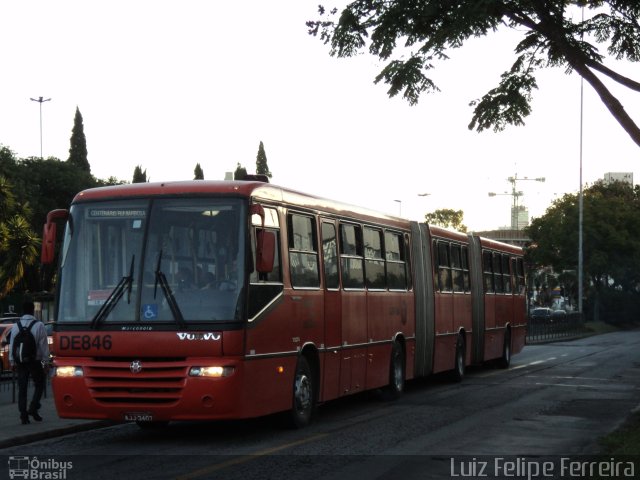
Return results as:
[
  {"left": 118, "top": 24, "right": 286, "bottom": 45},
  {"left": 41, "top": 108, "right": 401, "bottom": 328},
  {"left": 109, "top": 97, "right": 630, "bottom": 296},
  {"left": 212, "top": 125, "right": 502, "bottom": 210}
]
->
[
  {"left": 67, "top": 107, "right": 91, "bottom": 173},
  {"left": 425, "top": 208, "right": 468, "bottom": 232},
  {"left": 234, "top": 162, "right": 248, "bottom": 180},
  {"left": 0, "top": 171, "right": 40, "bottom": 298},
  {"left": 0, "top": 148, "right": 100, "bottom": 297},
  {"left": 255, "top": 141, "right": 272, "bottom": 178},
  {"left": 11, "top": 157, "right": 97, "bottom": 231},
  {"left": 308, "top": 1, "right": 640, "bottom": 146},
  {"left": 194, "top": 163, "right": 204, "bottom": 180},
  {"left": 526, "top": 181, "right": 640, "bottom": 310},
  {"left": 132, "top": 165, "right": 148, "bottom": 183}
]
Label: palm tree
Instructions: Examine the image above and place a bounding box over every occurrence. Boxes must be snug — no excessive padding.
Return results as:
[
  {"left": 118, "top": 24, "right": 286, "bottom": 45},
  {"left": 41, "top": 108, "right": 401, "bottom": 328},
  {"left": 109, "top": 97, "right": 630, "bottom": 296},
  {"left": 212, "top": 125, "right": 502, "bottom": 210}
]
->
[
  {"left": 0, "top": 213, "right": 40, "bottom": 298},
  {"left": 0, "top": 177, "right": 40, "bottom": 298}
]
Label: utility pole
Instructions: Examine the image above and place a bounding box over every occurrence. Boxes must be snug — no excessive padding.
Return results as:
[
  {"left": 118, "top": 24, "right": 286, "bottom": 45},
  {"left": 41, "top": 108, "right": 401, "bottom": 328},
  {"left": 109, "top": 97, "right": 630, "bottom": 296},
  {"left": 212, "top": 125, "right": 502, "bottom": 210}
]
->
[{"left": 30, "top": 96, "right": 51, "bottom": 159}]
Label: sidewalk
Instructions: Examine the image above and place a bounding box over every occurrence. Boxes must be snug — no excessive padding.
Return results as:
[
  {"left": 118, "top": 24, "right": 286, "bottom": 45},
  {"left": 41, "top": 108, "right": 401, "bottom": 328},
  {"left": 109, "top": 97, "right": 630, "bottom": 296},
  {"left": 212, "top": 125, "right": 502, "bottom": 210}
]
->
[{"left": 0, "top": 375, "right": 109, "bottom": 449}]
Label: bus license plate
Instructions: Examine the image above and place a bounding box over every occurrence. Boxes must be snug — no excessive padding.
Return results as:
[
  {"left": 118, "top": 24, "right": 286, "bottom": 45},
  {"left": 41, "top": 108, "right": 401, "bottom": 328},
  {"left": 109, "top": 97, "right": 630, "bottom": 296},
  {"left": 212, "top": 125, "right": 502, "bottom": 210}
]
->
[{"left": 124, "top": 412, "right": 153, "bottom": 422}]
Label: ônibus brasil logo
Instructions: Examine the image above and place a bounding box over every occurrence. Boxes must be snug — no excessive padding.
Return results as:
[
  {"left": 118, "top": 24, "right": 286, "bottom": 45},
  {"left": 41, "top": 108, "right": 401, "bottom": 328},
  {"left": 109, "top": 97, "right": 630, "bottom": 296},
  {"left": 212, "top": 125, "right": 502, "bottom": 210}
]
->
[{"left": 8, "top": 456, "right": 73, "bottom": 479}]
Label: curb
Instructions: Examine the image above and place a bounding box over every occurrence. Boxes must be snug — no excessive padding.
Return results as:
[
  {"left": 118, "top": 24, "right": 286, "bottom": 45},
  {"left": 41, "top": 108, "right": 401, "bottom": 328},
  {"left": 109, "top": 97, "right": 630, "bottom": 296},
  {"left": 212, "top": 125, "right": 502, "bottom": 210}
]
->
[{"left": 0, "top": 421, "right": 113, "bottom": 449}]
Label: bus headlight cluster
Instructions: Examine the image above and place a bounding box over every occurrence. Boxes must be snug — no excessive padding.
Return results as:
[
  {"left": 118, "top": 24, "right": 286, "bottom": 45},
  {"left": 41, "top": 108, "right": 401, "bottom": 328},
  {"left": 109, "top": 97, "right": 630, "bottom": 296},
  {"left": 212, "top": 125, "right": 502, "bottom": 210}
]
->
[
  {"left": 55, "top": 366, "right": 84, "bottom": 377},
  {"left": 189, "top": 366, "right": 234, "bottom": 377}
]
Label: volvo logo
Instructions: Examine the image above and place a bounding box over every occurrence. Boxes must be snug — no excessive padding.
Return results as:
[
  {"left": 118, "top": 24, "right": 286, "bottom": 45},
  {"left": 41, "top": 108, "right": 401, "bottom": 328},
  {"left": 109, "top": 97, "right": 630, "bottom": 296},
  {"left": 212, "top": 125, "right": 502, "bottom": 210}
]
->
[{"left": 130, "top": 360, "right": 143, "bottom": 374}]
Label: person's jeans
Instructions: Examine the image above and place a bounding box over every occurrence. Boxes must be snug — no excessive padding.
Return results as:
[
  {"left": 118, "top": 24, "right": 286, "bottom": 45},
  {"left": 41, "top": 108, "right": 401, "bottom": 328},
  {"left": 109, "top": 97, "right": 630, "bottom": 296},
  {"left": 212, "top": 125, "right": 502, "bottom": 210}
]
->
[{"left": 16, "top": 360, "right": 45, "bottom": 415}]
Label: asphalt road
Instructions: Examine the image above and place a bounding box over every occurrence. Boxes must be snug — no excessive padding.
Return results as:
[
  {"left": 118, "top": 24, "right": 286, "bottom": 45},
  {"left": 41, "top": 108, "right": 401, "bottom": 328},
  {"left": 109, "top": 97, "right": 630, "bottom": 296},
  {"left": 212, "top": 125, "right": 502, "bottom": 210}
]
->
[{"left": 2, "top": 330, "right": 639, "bottom": 480}]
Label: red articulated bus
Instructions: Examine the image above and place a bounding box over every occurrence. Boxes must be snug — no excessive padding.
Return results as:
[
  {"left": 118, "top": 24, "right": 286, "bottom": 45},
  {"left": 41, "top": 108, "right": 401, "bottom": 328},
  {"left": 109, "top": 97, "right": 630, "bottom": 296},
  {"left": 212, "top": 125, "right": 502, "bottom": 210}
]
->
[{"left": 42, "top": 179, "right": 526, "bottom": 427}]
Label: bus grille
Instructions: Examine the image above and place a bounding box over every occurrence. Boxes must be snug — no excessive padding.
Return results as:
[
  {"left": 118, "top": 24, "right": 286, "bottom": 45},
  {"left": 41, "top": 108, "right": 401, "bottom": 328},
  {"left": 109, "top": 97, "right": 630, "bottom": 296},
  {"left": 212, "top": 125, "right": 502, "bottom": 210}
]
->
[{"left": 84, "top": 358, "right": 188, "bottom": 405}]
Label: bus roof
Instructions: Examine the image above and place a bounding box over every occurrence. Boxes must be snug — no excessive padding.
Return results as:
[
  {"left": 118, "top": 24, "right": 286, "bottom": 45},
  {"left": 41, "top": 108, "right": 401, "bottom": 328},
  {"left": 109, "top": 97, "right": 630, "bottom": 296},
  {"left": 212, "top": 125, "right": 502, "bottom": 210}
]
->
[
  {"left": 71, "top": 180, "right": 523, "bottom": 253},
  {"left": 72, "top": 180, "right": 410, "bottom": 229}
]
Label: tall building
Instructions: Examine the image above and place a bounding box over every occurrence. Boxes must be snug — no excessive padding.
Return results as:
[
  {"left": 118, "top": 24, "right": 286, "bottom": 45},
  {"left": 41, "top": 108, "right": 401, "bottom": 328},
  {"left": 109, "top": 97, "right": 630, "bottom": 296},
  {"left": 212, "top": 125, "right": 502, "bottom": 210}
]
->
[{"left": 512, "top": 205, "right": 529, "bottom": 230}]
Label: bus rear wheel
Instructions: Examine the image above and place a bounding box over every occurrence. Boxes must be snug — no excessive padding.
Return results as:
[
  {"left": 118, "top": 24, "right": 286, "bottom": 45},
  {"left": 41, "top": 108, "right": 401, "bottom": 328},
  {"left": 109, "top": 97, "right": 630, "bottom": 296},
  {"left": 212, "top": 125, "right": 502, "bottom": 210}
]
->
[
  {"left": 498, "top": 329, "right": 511, "bottom": 369},
  {"left": 451, "top": 334, "right": 465, "bottom": 382},
  {"left": 289, "top": 356, "right": 315, "bottom": 428},
  {"left": 382, "top": 341, "right": 405, "bottom": 400}
]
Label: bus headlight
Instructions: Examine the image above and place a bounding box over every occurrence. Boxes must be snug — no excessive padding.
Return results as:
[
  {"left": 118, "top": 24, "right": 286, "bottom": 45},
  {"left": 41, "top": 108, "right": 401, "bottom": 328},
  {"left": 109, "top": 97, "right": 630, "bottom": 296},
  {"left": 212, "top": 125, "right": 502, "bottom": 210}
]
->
[
  {"left": 55, "top": 366, "right": 84, "bottom": 377},
  {"left": 189, "top": 366, "right": 234, "bottom": 377}
]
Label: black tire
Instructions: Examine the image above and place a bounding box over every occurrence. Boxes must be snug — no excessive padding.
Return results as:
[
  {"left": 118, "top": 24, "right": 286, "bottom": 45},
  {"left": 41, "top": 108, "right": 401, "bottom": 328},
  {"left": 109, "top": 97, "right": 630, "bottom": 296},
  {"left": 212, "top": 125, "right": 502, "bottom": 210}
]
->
[
  {"left": 289, "top": 356, "right": 315, "bottom": 428},
  {"left": 451, "top": 334, "right": 465, "bottom": 382},
  {"left": 497, "top": 329, "right": 511, "bottom": 369},
  {"left": 382, "top": 341, "right": 405, "bottom": 400}
]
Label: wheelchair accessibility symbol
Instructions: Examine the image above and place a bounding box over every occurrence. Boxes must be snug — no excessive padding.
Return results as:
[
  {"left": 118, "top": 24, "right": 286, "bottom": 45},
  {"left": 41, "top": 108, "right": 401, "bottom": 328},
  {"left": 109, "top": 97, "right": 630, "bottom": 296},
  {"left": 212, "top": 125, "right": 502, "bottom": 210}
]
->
[{"left": 142, "top": 304, "right": 158, "bottom": 319}]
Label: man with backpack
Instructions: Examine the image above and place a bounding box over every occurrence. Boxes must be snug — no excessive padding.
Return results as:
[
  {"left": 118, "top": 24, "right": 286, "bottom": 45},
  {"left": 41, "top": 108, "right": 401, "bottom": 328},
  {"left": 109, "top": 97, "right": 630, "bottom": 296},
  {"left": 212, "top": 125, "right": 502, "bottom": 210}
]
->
[{"left": 9, "top": 300, "right": 50, "bottom": 424}]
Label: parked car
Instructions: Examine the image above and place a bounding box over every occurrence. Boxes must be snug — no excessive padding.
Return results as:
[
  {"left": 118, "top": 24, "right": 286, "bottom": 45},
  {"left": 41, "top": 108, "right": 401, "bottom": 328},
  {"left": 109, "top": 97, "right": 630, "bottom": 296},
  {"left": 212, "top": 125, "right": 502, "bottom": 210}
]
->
[{"left": 530, "top": 307, "right": 553, "bottom": 324}]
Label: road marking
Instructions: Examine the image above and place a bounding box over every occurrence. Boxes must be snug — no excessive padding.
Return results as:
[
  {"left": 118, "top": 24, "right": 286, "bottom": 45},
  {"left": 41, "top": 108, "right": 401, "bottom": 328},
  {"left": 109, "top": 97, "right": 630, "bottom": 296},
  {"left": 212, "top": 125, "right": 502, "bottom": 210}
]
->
[{"left": 175, "top": 432, "right": 329, "bottom": 480}]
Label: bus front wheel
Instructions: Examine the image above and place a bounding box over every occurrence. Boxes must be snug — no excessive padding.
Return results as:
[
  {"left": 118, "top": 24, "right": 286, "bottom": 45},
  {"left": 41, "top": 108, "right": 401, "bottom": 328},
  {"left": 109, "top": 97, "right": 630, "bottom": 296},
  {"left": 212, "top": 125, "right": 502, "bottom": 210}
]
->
[{"left": 289, "top": 356, "right": 315, "bottom": 428}]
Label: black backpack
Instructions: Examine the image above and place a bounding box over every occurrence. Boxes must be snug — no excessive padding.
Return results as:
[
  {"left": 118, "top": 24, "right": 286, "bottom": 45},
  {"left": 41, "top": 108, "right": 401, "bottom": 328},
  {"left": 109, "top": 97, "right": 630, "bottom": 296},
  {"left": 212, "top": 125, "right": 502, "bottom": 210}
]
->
[{"left": 12, "top": 320, "right": 38, "bottom": 364}]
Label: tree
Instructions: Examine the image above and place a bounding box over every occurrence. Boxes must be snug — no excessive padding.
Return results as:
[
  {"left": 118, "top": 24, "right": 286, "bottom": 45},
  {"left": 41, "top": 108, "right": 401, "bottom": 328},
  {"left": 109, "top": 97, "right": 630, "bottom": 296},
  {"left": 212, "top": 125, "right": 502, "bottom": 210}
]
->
[
  {"left": 308, "top": 1, "right": 640, "bottom": 148},
  {"left": 526, "top": 180, "right": 640, "bottom": 319},
  {"left": 0, "top": 175, "right": 40, "bottom": 299},
  {"left": 234, "top": 162, "right": 248, "bottom": 180},
  {"left": 425, "top": 208, "right": 468, "bottom": 232},
  {"left": 67, "top": 107, "right": 91, "bottom": 173},
  {"left": 255, "top": 141, "right": 272, "bottom": 178},
  {"left": 132, "top": 165, "right": 148, "bottom": 183},
  {"left": 194, "top": 163, "right": 204, "bottom": 180}
]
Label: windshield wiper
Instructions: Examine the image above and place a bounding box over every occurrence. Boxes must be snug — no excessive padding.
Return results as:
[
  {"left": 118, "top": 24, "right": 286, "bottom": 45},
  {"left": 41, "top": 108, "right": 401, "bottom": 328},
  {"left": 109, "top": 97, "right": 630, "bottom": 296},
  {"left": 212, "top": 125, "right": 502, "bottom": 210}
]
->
[
  {"left": 91, "top": 255, "right": 135, "bottom": 329},
  {"left": 154, "top": 250, "right": 186, "bottom": 329}
]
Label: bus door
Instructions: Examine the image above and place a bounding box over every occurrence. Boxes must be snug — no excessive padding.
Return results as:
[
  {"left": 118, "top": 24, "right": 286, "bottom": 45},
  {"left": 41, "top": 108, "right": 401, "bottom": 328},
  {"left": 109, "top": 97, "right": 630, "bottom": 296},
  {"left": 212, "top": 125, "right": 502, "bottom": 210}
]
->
[{"left": 320, "top": 220, "right": 342, "bottom": 401}]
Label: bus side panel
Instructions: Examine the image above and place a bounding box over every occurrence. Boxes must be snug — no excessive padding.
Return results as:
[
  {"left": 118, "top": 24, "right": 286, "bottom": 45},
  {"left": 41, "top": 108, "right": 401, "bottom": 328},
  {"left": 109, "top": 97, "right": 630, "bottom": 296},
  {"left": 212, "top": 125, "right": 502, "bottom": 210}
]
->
[
  {"left": 483, "top": 294, "right": 497, "bottom": 361},
  {"left": 245, "top": 289, "right": 324, "bottom": 416},
  {"left": 435, "top": 292, "right": 454, "bottom": 337},
  {"left": 321, "top": 287, "right": 342, "bottom": 402},
  {"left": 432, "top": 334, "right": 456, "bottom": 374},
  {"left": 453, "top": 292, "right": 473, "bottom": 365},
  {"left": 241, "top": 356, "right": 297, "bottom": 418},
  {"left": 512, "top": 293, "right": 527, "bottom": 355},
  {"left": 433, "top": 289, "right": 455, "bottom": 373},
  {"left": 366, "top": 291, "right": 412, "bottom": 389},
  {"left": 341, "top": 291, "right": 367, "bottom": 395}
]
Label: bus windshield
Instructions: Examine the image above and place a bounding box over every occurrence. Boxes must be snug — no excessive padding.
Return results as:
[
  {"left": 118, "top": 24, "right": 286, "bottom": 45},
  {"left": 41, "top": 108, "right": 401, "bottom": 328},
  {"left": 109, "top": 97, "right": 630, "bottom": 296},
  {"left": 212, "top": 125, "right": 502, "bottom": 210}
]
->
[{"left": 57, "top": 198, "right": 246, "bottom": 326}]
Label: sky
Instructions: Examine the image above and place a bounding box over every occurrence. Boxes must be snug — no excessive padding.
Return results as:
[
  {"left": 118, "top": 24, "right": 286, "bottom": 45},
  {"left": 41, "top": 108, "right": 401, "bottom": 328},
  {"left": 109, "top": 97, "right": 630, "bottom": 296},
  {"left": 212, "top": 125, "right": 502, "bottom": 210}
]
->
[{"left": 1, "top": 1, "right": 638, "bottom": 231}]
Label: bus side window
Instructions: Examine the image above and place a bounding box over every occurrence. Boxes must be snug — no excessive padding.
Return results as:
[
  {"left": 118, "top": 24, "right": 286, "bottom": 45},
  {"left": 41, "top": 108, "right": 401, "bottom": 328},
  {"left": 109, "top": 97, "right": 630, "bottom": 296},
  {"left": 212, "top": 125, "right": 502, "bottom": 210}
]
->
[
  {"left": 502, "top": 254, "right": 512, "bottom": 293},
  {"left": 364, "top": 227, "right": 385, "bottom": 289},
  {"left": 451, "top": 244, "right": 463, "bottom": 292},
  {"left": 386, "top": 231, "right": 407, "bottom": 290},
  {"left": 321, "top": 222, "right": 339, "bottom": 289},
  {"left": 437, "top": 241, "right": 452, "bottom": 292},
  {"left": 516, "top": 257, "right": 526, "bottom": 294},
  {"left": 461, "top": 245, "right": 470, "bottom": 292},
  {"left": 340, "top": 223, "right": 364, "bottom": 289},
  {"left": 493, "top": 252, "right": 504, "bottom": 293},
  {"left": 483, "top": 250, "right": 494, "bottom": 293},
  {"left": 288, "top": 213, "right": 319, "bottom": 288}
]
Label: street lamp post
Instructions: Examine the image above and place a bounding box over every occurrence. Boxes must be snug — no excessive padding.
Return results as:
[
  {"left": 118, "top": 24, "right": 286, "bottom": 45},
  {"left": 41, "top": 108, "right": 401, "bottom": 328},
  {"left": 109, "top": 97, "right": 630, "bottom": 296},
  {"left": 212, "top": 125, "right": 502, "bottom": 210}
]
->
[
  {"left": 393, "top": 199, "right": 402, "bottom": 217},
  {"left": 30, "top": 96, "right": 51, "bottom": 159}
]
